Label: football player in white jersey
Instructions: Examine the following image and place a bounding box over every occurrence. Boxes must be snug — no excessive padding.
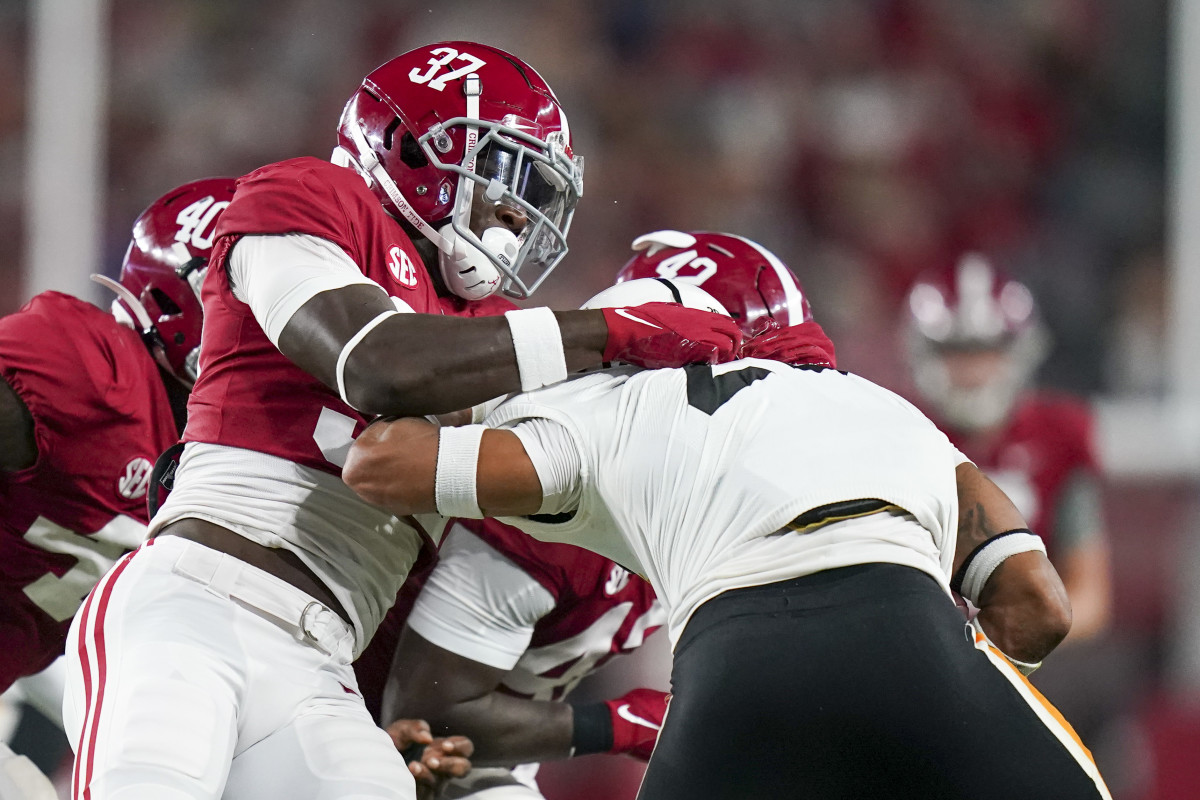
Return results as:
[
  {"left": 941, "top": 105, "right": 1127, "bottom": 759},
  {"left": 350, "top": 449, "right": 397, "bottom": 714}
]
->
[
  {"left": 342, "top": 241, "right": 1112, "bottom": 798},
  {"left": 361, "top": 232, "right": 822, "bottom": 800}
]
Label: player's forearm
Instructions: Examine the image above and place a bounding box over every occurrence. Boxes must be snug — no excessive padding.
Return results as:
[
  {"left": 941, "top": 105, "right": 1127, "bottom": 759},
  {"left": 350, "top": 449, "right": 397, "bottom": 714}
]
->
[
  {"left": 276, "top": 284, "right": 609, "bottom": 418},
  {"left": 342, "top": 418, "right": 439, "bottom": 513},
  {"left": 345, "top": 310, "right": 607, "bottom": 417},
  {"left": 975, "top": 552, "right": 1072, "bottom": 664},
  {"left": 413, "top": 692, "right": 574, "bottom": 767}
]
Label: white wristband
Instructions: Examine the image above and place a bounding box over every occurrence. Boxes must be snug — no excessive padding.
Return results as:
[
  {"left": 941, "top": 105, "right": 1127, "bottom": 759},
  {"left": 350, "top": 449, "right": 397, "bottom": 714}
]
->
[
  {"left": 435, "top": 425, "right": 486, "bottom": 518},
  {"left": 335, "top": 309, "right": 398, "bottom": 406},
  {"left": 505, "top": 308, "right": 568, "bottom": 391},
  {"left": 959, "top": 531, "right": 1046, "bottom": 604}
]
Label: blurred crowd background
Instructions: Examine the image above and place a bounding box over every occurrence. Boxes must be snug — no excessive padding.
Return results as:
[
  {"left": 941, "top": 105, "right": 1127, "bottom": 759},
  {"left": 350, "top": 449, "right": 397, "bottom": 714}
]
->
[{"left": 0, "top": 0, "right": 1194, "bottom": 798}]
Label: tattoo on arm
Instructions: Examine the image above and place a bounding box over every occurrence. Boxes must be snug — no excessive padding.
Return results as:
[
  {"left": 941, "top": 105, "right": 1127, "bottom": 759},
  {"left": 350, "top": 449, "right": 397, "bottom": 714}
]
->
[
  {"left": 959, "top": 501, "right": 1002, "bottom": 550},
  {"left": 954, "top": 463, "right": 1029, "bottom": 576}
]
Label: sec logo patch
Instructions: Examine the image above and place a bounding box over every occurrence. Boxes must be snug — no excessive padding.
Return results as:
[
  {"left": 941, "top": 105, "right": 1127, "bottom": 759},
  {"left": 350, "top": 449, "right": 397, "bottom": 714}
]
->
[
  {"left": 118, "top": 457, "right": 153, "bottom": 500},
  {"left": 388, "top": 245, "right": 419, "bottom": 289}
]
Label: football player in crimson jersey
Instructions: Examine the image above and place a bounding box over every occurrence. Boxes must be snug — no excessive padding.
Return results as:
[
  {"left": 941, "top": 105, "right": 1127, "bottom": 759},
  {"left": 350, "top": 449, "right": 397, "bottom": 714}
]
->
[
  {"left": 905, "top": 254, "right": 1112, "bottom": 642},
  {"left": 0, "top": 177, "right": 232, "bottom": 697},
  {"left": 0, "top": 179, "right": 231, "bottom": 797},
  {"left": 61, "top": 42, "right": 740, "bottom": 800}
]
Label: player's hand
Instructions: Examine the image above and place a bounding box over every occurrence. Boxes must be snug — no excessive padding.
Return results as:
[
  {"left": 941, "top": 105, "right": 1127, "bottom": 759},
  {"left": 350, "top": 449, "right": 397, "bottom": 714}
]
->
[
  {"left": 602, "top": 303, "right": 742, "bottom": 368},
  {"left": 604, "top": 687, "right": 669, "bottom": 761},
  {"left": 387, "top": 719, "right": 475, "bottom": 800},
  {"left": 409, "top": 737, "right": 474, "bottom": 800},
  {"left": 739, "top": 318, "right": 836, "bottom": 368}
]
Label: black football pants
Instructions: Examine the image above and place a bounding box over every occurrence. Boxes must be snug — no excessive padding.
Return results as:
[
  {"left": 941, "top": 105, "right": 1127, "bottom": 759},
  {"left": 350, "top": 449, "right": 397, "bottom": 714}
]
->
[{"left": 638, "top": 564, "right": 1109, "bottom": 800}]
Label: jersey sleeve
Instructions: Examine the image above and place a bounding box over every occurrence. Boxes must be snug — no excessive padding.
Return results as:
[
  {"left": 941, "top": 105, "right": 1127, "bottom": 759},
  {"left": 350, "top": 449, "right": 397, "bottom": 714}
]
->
[
  {"left": 405, "top": 524, "right": 556, "bottom": 670},
  {"left": 226, "top": 234, "right": 390, "bottom": 346},
  {"left": 508, "top": 417, "right": 583, "bottom": 515}
]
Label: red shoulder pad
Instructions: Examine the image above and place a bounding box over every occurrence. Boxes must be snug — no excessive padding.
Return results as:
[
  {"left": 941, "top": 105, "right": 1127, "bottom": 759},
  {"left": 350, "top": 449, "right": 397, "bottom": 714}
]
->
[{"left": 214, "top": 158, "right": 379, "bottom": 253}]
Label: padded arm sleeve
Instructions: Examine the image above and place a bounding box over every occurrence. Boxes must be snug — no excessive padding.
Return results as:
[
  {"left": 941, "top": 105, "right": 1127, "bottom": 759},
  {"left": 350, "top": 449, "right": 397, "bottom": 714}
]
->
[
  {"left": 508, "top": 417, "right": 583, "bottom": 516},
  {"left": 227, "top": 233, "right": 410, "bottom": 346}
]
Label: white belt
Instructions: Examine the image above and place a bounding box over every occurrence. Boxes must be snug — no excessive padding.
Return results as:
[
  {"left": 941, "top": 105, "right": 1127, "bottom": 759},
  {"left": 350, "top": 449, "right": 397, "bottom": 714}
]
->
[{"left": 169, "top": 539, "right": 355, "bottom": 658}]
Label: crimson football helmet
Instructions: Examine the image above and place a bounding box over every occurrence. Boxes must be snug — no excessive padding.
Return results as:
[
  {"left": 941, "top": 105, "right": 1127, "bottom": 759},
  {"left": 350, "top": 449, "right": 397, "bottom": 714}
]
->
[
  {"left": 333, "top": 41, "right": 584, "bottom": 300},
  {"left": 93, "top": 177, "right": 236, "bottom": 386},
  {"left": 906, "top": 254, "right": 1049, "bottom": 430},
  {"left": 581, "top": 277, "right": 730, "bottom": 316},
  {"left": 615, "top": 231, "right": 812, "bottom": 335}
]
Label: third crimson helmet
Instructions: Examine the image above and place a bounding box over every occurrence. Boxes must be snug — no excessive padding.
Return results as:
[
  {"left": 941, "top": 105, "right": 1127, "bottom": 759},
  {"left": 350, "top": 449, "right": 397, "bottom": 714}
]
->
[
  {"left": 615, "top": 230, "right": 811, "bottom": 335},
  {"left": 334, "top": 42, "right": 584, "bottom": 300},
  {"left": 93, "top": 177, "right": 236, "bottom": 386},
  {"left": 906, "top": 253, "right": 1049, "bottom": 430}
]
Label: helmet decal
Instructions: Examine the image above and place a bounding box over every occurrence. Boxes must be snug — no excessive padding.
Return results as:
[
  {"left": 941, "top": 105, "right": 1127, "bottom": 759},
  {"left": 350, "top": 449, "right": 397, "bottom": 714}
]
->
[
  {"left": 617, "top": 230, "right": 812, "bottom": 335},
  {"left": 93, "top": 177, "right": 236, "bottom": 386}
]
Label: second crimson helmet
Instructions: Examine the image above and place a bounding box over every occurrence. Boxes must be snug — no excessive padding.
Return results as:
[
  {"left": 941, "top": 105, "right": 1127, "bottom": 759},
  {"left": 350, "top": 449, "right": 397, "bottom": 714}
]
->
[
  {"left": 93, "top": 177, "right": 236, "bottom": 386},
  {"left": 906, "top": 253, "right": 1049, "bottom": 430},
  {"left": 333, "top": 41, "right": 584, "bottom": 300},
  {"left": 615, "top": 230, "right": 812, "bottom": 335}
]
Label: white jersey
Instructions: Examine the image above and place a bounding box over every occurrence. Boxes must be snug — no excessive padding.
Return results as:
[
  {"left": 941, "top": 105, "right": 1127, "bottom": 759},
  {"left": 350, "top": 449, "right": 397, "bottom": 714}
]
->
[{"left": 488, "top": 359, "right": 965, "bottom": 646}]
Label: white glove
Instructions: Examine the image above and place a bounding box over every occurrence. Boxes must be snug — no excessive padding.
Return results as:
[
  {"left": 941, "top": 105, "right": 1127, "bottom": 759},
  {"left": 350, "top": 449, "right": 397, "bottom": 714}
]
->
[
  {"left": 0, "top": 744, "right": 57, "bottom": 800},
  {"left": 969, "top": 618, "right": 1042, "bottom": 676}
]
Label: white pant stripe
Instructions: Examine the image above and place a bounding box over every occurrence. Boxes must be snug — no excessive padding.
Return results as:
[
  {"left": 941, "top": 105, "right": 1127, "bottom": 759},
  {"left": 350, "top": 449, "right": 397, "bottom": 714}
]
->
[{"left": 974, "top": 634, "right": 1112, "bottom": 800}]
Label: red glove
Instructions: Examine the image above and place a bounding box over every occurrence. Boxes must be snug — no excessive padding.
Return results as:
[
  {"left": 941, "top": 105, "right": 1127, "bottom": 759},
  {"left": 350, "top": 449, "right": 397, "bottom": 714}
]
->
[
  {"left": 739, "top": 318, "right": 837, "bottom": 368},
  {"left": 601, "top": 303, "right": 742, "bottom": 368},
  {"left": 603, "top": 687, "right": 669, "bottom": 761}
]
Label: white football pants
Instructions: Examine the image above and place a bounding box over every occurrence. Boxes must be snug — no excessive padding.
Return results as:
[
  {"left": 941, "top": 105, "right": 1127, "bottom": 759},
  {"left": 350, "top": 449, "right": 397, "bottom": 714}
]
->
[{"left": 63, "top": 536, "right": 414, "bottom": 800}]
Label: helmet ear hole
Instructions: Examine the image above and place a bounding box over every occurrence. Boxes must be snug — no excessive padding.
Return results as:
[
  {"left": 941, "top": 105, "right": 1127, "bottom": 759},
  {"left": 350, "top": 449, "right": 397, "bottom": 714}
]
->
[
  {"left": 150, "top": 288, "right": 182, "bottom": 316},
  {"left": 382, "top": 117, "right": 401, "bottom": 150},
  {"left": 399, "top": 132, "right": 428, "bottom": 169}
]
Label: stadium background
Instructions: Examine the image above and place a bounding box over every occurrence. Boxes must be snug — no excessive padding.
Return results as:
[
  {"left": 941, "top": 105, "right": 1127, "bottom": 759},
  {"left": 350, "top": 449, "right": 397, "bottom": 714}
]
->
[{"left": 0, "top": 0, "right": 1196, "bottom": 797}]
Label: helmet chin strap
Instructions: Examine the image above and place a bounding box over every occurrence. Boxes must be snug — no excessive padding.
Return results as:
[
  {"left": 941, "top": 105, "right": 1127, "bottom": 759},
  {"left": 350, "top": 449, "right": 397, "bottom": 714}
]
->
[
  {"left": 91, "top": 274, "right": 155, "bottom": 332},
  {"left": 339, "top": 74, "right": 509, "bottom": 300},
  {"left": 91, "top": 274, "right": 177, "bottom": 377}
]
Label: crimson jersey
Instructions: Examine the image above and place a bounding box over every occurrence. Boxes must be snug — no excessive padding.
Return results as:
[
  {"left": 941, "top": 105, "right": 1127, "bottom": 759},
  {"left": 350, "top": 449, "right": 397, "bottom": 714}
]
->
[
  {"left": 357, "top": 518, "right": 664, "bottom": 719},
  {"left": 184, "top": 157, "right": 442, "bottom": 474},
  {"left": 944, "top": 392, "right": 1098, "bottom": 559},
  {"left": 0, "top": 293, "right": 176, "bottom": 691},
  {"left": 475, "top": 518, "right": 664, "bottom": 701}
]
